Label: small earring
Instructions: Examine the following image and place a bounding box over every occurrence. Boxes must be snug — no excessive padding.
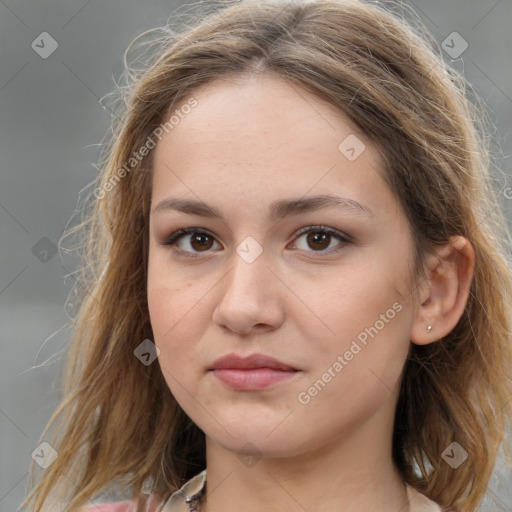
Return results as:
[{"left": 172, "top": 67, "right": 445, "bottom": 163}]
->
[{"left": 427, "top": 325, "right": 432, "bottom": 333}]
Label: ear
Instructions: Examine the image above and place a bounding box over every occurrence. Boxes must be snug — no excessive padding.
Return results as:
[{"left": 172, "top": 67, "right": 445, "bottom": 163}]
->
[{"left": 410, "top": 235, "right": 475, "bottom": 345}]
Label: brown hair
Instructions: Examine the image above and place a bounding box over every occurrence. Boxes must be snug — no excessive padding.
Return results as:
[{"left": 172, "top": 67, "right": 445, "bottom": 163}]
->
[{"left": 21, "top": 1, "right": 512, "bottom": 511}]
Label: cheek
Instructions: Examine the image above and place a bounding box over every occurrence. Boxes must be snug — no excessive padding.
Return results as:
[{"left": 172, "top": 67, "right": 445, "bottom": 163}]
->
[
  {"left": 147, "top": 264, "right": 199, "bottom": 367},
  {"left": 297, "top": 257, "right": 412, "bottom": 385},
  {"left": 147, "top": 249, "right": 190, "bottom": 334},
  {"left": 301, "top": 256, "right": 406, "bottom": 338},
  {"left": 147, "top": 280, "right": 205, "bottom": 407}
]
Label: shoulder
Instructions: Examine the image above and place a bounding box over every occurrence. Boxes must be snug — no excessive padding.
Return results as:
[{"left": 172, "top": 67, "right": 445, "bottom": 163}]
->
[
  {"left": 79, "top": 494, "right": 162, "bottom": 512},
  {"left": 406, "top": 484, "right": 443, "bottom": 512},
  {"left": 80, "top": 469, "right": 206, "bottom": 512},
  {"left": 79, "top": 500, "right": 136, "bottom": 512}
]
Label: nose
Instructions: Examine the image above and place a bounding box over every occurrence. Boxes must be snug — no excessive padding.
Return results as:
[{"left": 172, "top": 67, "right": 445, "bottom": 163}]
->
[{"left": 212, "top": 244, "right": 285, "bottom": 336}]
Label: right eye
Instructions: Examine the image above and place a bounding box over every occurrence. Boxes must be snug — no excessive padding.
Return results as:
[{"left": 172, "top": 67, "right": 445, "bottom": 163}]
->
[{"left": 161, "top": 227, "right": 222, "bottom": 257}]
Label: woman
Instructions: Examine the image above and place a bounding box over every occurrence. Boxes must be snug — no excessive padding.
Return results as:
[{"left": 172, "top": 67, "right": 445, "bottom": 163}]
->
[{"left": 22, "top": 1, "right": 512, "bottom": 511}]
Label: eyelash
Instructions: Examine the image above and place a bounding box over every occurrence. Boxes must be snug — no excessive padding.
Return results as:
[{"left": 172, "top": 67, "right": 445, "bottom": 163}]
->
[{"left": 160, "top": 225, "right": 353, "bottom": 259}]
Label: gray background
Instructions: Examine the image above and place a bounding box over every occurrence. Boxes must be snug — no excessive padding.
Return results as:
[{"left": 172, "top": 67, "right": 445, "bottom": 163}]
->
[{"left": 1, "top": 1, "right": 511, "bottom": 511}]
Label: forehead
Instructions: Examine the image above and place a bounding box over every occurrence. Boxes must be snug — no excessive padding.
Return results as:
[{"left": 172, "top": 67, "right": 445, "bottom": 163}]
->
[
  {"left": 151, "top": 73, "right": 396, "bottom": 220},
  {"left": 160, "top": 72, "right": 367, "bottom": 153}
]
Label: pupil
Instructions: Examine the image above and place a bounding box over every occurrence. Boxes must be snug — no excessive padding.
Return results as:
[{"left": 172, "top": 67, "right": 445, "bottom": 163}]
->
[
  {"left": 192, "top": 233, "right": 211, "bottom": 250},
  {"left": 308, "top": 231, "right": 329, "bottom": 250}
]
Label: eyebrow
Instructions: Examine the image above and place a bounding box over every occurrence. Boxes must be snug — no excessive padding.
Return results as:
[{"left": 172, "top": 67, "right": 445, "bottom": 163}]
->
[{"left": 151, "top": 194, "right": 375, "bottom": 220}]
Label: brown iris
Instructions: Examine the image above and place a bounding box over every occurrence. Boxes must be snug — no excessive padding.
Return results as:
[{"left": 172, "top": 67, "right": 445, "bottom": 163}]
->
[
  {"left": 190, "top": 233, "right": 214, "bottom": 252},
  {"left": 305, "top": 231, "right": 331, "bottom": 251}
]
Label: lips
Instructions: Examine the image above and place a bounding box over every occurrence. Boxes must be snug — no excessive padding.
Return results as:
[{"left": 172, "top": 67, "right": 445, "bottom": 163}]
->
[
  {"left": 209, "top": 353, "right": 298, "bottom": 371},
  {"left": 208, "top": 353, "right": 300, "bottom": 390}
]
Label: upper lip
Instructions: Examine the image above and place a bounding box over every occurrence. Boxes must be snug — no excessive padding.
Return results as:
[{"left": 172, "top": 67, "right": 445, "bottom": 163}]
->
[{"left": 209, "top": 353, "right": 298, "bottom": 371}]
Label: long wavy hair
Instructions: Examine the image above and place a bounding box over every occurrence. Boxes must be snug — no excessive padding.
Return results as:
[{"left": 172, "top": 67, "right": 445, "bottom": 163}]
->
[{"left": 21, "top": 1, "right": 512, "bottom": 511}]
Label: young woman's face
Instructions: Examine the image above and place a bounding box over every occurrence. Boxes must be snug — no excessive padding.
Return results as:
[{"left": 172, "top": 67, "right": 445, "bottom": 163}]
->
[{"left": 148, "top": 73, "right": 420, "bottom": 458}]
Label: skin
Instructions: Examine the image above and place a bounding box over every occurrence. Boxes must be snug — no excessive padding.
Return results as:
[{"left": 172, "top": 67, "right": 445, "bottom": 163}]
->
[{"left": 147, "top": 72, "right": 474, "bottom": 512}]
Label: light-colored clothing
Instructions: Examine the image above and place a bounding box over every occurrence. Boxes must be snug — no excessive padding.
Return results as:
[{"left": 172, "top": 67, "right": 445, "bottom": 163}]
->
[
  {"left": 87, "top": 469, "right": 444, "bottom": 512},
  {"left": 84, "top": 493, "right": 162, "bottom": 511}
]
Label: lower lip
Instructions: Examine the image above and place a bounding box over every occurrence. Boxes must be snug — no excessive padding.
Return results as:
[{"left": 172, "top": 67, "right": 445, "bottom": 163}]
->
[{"left": 210, "top": 368, "right": 299, "bottom": 390}]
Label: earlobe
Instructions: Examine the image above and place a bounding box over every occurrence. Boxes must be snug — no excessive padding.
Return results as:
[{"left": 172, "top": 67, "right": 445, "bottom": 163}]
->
[{"left": 410, "top": 235, "right": 475, "bottom": 346}]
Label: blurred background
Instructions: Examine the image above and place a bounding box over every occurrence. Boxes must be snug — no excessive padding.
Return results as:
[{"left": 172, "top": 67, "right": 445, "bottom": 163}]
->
[{"left": 1, "top": 0, "right": 511, "bottom": 510}]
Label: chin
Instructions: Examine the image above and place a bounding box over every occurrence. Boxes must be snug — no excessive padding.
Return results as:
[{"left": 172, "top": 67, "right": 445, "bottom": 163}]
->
[{"left": 205, "top": 423, "right": 305, "bottom": 458}]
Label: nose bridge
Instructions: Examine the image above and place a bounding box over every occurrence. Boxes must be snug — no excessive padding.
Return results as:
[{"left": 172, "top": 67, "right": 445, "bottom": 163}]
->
[
  {"left": 227, "top": 235, "right": 269, "bottom": 296},
  {"left": 212, "top": 235, "right": 283, "bottom": 333}
]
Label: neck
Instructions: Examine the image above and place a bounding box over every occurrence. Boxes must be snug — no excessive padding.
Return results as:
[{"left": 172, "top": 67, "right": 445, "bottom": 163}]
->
[{"left": 200, "top": 410, "right": 409, "bottom": 512}]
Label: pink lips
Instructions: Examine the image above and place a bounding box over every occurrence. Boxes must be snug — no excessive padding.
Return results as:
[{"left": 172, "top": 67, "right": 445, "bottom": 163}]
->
[{"left": 208, "top": 353, "right": 300, "bottom": 390}]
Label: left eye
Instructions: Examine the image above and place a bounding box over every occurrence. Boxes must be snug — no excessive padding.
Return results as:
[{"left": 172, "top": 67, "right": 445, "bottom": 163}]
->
[
  {"left": 161, "top": 225, "right": 351, "bottom": 256},
  {"left": 291, "top": 226, "right": 351, "bottom": 254}
]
